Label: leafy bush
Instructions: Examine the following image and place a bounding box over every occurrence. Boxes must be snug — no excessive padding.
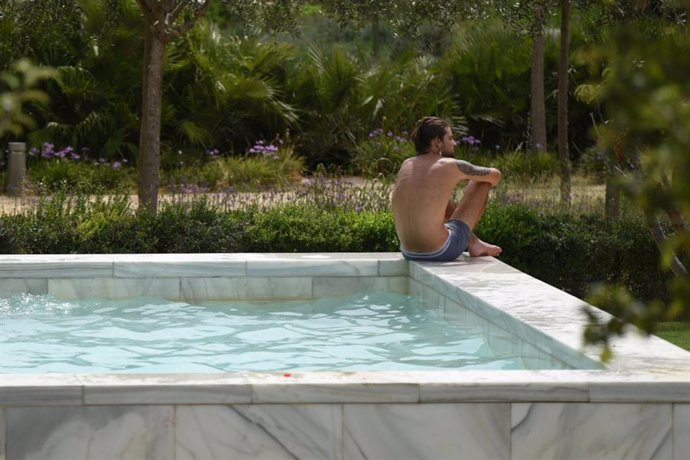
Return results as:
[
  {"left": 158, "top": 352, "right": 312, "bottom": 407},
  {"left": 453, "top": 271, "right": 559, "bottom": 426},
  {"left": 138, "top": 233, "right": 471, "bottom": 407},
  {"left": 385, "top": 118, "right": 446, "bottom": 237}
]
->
[
  {"left": 223, "top": 141, "right": 305, "bottom": 190},
  {"left": 243, "top": 204, "right": 398, "bottom": 252},
  {"left": 490, "top": 150, "right": 559, "bottom": 182},
  {"left": 350, "top": 129, "right": 414, "bottom": 178},
  {"left": 25, "top": 143, "right": 135, "bottom": 192},
  {"left": 0, "top": 191, "right": 670, "bottom": 311},
  {"left": 476, "top": 203, "right": 670, "bottom": 305}
]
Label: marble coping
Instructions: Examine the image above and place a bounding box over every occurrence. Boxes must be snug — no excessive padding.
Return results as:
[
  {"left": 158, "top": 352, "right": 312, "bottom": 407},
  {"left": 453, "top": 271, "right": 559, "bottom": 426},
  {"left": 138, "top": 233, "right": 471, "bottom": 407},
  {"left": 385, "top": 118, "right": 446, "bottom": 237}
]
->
[
  {"left": 0, "top": 253, "right": 407, "bottom": 278},
  {"left": 1, "top": 252, "right": 689, "bottom": 406}
]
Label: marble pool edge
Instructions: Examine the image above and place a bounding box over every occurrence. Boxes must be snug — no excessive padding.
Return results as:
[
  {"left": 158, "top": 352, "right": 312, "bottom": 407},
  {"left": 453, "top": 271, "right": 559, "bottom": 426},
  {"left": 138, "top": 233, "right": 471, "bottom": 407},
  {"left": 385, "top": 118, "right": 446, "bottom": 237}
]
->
[{"left": 0, "top": 252, "right": 689, "bottom": 407}]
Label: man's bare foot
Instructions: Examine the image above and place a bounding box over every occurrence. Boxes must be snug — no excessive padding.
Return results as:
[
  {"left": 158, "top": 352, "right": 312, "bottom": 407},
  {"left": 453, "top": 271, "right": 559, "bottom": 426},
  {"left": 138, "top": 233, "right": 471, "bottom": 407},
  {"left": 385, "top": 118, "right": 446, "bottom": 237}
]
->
[{"left": 468, "top": 234, "right": 502, "bottom": 257}]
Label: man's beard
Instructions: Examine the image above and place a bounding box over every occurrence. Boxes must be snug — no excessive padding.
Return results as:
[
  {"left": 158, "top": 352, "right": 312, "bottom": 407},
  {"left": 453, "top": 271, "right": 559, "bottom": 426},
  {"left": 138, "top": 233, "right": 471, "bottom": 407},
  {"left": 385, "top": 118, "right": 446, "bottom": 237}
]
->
[{"left": 441, "top": 149, "right": 456, "bottom": 158}]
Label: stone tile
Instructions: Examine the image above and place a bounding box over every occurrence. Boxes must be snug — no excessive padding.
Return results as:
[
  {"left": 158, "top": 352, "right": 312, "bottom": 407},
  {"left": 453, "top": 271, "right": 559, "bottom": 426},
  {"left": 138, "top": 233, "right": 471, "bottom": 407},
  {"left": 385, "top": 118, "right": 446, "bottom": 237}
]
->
[
  {"left": 0, "top": 375, "right": 82, "bottom": 406},
  {"left": 377, "top": 258, "right": 407, "bottom": 276},
  {"left": 248, "top": 259, "right": 378, "bottom": 277},
  {"left": 343, "top": 403, "right": 510, "bottom": 460},
  {"left": 312, "top": 277, "right": 382, "bottom": 298},
  {"left": 0, "top": 255, "right": 113, "bottom": 278},
  {"left": 48, "top": 278, "right": 180, "bottom": 300},
  {"left": 82, "top": 373, "right": 252, "bottom": 405},
  {"left": 114, "top": 260, "right": 246, "bottom": 278},
  {"left": 253, "top": 381, "right": 419, "bottom": 404},
  {"left": 591, "top": 381, "right": 690, "bottom": 403},
  {"left": 180, "top": 277, "right": 247, "bottom": 301},
  {"left": 0, "top": 408, "right": 5, "bottom": 460},
  {"left": 511, "top": 403, "right": 672, "bottom": 460},
  {"left": 673, "top": 404, "right": 690, "bottom": 460},
  {"left": 176, "top": 405, "right": 342, "bottom": 460},
  {"left": 6, "top": 405, "right": 174, "bottom": 460},
  {"left": 0, "top": 279, "right": 48, "bottom": 296},
  {"left": 385, "top": 276, "right": 408, "bottom": 294},
  {"left": 246, "top": 277, "right": 312, "bottom": 299},
  {"left": 420, "top": 372, "right": 589, "bottom": 403}
]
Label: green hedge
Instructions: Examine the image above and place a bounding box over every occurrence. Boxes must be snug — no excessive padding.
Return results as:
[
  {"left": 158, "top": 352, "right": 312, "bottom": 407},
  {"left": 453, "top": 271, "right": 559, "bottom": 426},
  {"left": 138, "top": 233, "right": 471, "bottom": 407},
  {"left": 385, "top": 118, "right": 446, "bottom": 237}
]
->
[
  {"left": 476, "top": 204, "right": 671, "bottom": 304},
  {"left": 0, "top": 199, "right": 671, "bottom": 305}
]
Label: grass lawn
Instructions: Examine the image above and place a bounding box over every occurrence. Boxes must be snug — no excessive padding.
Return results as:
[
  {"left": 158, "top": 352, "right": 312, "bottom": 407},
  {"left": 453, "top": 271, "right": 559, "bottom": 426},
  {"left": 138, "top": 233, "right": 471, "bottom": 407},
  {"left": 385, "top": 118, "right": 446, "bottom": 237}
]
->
[{"left": 654, "top": 322, "right": 690, "bottom": 351}]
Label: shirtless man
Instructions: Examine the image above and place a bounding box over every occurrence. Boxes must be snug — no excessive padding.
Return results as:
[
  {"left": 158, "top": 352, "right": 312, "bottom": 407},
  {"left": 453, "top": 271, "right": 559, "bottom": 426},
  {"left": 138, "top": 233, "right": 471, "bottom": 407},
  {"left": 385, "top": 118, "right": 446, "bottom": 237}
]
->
[{"left": 392, "top": 116, "right": 502, "bottom": 261}]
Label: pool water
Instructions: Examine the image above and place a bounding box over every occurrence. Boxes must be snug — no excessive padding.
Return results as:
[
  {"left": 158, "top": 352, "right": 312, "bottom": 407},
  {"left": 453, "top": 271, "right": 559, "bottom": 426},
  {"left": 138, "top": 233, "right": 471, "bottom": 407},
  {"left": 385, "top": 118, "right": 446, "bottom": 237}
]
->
[{"left": 0, "top": 291, "right": 564, "bottom": 373}]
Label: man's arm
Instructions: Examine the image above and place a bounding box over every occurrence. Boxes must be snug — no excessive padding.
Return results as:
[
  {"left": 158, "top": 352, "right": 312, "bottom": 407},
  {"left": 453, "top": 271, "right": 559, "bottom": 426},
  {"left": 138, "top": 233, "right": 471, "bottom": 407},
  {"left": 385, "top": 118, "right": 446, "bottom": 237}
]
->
[{"left": 454, "top": 160, "right": 502, "bottom": 186}]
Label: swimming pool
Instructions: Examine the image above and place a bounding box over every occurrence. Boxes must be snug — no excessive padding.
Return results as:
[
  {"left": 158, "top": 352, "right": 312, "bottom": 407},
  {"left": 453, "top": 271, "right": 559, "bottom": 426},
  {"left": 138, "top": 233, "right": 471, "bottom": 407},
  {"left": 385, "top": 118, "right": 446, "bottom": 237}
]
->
[
  {"left": 0, "top": 291, "right": 585, "bottom": 373},
  {"left": 0, "top": 253, "right": 688, "bottom": 459}
]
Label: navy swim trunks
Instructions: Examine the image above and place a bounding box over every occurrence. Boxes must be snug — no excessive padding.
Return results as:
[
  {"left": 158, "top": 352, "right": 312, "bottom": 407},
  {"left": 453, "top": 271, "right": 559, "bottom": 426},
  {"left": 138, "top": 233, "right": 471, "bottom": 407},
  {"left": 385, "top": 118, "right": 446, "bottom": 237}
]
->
[{"left": 400, "top": 219, "right": 471, "bottom": 262}]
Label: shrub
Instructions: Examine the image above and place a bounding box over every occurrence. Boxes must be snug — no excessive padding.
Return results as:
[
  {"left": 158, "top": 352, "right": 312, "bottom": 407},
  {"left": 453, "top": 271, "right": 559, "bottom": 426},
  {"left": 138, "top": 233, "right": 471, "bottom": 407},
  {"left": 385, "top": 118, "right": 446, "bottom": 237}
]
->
[
  {"left": 27, "top": 143, "right": 135, "bottom": 193},
  {"left": 161, "top": 148, "right": 223, "bottom": 192},
  {"left": 476, "top": 203, "right": 670, "bottom": 305},
  {"left": 0, "top": 193, "right": 670, "bottom": 311},
  {"left": 146, "top": 199, "right": 248, "bottom": 253},
  {"left": 490, "top": 150, "right": 559, "bottom": 182},
  {"left": 244, "top": 204, "right": 398, "bottom": 252},
  {"left": 350, "top": 129, "right": 414, "bottom": 178}
]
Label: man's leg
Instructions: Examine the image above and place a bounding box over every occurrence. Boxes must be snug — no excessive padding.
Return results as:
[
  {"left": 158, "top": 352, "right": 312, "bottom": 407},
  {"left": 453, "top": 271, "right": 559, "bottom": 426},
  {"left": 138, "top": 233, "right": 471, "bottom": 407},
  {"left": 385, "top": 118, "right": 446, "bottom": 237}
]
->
[{"left": 450, "top": 181, "right": 502, "bottom": 257}]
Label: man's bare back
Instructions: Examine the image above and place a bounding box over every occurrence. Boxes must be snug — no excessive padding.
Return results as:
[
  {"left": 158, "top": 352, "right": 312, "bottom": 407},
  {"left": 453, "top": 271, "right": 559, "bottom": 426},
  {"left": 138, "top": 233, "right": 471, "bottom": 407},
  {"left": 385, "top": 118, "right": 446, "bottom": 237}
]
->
[{"left": 392, "top": 117, "right": 502, "bottom": 260}]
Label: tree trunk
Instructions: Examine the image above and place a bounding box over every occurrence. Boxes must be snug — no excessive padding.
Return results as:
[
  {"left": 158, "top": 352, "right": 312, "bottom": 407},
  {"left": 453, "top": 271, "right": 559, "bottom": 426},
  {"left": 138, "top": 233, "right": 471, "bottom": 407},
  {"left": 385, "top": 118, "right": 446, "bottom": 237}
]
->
[
  {"left": 605, "top": 176, "right": 620, "bottom": 221},
  {"left": 558, "top": 0, "right": 571, "bottom": 205},
  {"left": 138, "top": 17, "right": 166, "bottom": 214},
  {"left": 530, "top": 12, "right": 547, "bottom": 153},
  {"left": 372, "top": 14, "right": 380, "bottom": 58}
]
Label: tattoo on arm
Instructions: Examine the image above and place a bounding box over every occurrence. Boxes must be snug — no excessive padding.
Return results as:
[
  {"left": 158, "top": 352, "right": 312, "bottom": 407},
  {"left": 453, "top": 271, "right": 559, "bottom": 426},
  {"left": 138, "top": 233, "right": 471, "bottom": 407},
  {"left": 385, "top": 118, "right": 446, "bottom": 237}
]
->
[{"left": 455, "top": 160, "right": 491, "bottom": 177}]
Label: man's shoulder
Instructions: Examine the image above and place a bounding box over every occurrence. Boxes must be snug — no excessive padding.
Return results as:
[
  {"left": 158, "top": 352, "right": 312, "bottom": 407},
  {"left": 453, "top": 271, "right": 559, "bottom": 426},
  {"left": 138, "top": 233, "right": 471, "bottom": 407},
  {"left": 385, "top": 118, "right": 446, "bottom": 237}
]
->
[{"left": 435, "top": 157, "right": 462, "bottom": 170}]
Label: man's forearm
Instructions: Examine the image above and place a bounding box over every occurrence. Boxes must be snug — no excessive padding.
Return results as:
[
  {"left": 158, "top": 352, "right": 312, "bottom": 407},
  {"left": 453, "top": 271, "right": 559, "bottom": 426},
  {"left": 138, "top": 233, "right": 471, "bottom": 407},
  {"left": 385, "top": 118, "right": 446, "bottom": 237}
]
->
[{"left": 455, "top": 160, "right": 502, "bottom": 186}]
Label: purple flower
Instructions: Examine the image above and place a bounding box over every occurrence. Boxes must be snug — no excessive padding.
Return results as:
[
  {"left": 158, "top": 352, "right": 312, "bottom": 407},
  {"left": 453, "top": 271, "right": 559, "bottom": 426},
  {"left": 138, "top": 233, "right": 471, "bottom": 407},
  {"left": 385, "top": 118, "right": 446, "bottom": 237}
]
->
[
  {"left": 112, "top": 161, "right": 122, "bottom": 170},
  {"left": 368, "top": 129, "right": 383, "bottom": 139},
  {"left": 42, "top": 143, "right": 55, "bottom": 159},
  {"left": 249, "top": 140, "right": 280, "bottom": 158},
  {"left": 54, "top": 147, "right": 68, "bottom": 159}
]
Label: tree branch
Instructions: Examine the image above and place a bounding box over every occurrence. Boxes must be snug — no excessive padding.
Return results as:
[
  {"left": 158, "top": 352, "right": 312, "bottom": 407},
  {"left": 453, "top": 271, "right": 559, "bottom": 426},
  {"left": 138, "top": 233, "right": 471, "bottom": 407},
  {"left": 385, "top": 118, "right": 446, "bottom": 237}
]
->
[
  {"left": 648, "top": 216, "right": 688, "bottom": 278},
  {"left": 171, "top": 0, "right": 211, "bottom": 38}
]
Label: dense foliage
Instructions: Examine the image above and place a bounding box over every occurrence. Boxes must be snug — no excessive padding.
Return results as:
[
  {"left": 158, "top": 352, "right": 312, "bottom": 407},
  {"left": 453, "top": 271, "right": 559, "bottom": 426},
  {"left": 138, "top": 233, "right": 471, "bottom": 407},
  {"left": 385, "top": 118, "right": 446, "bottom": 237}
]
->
[{"left": 0, "top": 0, "right": 599, "bottom": 172}]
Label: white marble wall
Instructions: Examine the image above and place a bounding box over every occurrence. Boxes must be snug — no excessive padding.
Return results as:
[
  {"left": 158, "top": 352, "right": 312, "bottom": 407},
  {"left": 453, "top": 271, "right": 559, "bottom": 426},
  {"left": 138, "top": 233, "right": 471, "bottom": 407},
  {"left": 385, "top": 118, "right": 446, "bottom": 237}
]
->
[
  {"left": 2, "top": 254, "right": 690, "bottom": 459},
  {"left": 2, "top": 402, "right": 688, "bottom": 459},
  {"left": 0, "top": 254, "right": 409, "bottom": 301}
]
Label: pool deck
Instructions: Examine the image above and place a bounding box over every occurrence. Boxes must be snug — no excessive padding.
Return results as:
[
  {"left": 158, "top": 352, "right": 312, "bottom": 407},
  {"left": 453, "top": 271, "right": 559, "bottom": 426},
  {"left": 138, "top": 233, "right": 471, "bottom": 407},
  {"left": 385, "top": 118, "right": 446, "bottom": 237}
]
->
[{"left": 1, "top": 253, "right": 689, "bottom": 459}]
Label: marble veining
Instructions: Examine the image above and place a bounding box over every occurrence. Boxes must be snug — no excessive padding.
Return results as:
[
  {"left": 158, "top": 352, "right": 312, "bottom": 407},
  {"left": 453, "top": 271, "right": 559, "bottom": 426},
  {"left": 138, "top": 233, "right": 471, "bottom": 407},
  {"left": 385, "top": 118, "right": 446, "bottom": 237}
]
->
[
  {"left": 343, "top": 403, "right": 510, "bottom": 460},
  {"left": 114, "top": 260, "right": 246, "bottom": 278},
  {"left": 0, "top": 409, "right": 5, "bottom": 460},
  {"left": 0, "top": 278, "right": 48, "bottom": 297},
  {"left": 511, "top": 403, "right": 672, "bottom": 460},
  {"left": 673, "top": 404, "right": 690, "bottom": 460},
  {"left": 6, "top": 406, "right": 174, "bottom": 460},
  {"left": 48, "top": 277, "right": 180, "bottom": 300},
  {"left": 247, "top": 259, "right": 378, "bottom": 277},
  {"left": 0, "top": 374, "right": 82, "bottom": 406},
  {"left": 176, "top": 405, "right": 342, "bottom": 460}
]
